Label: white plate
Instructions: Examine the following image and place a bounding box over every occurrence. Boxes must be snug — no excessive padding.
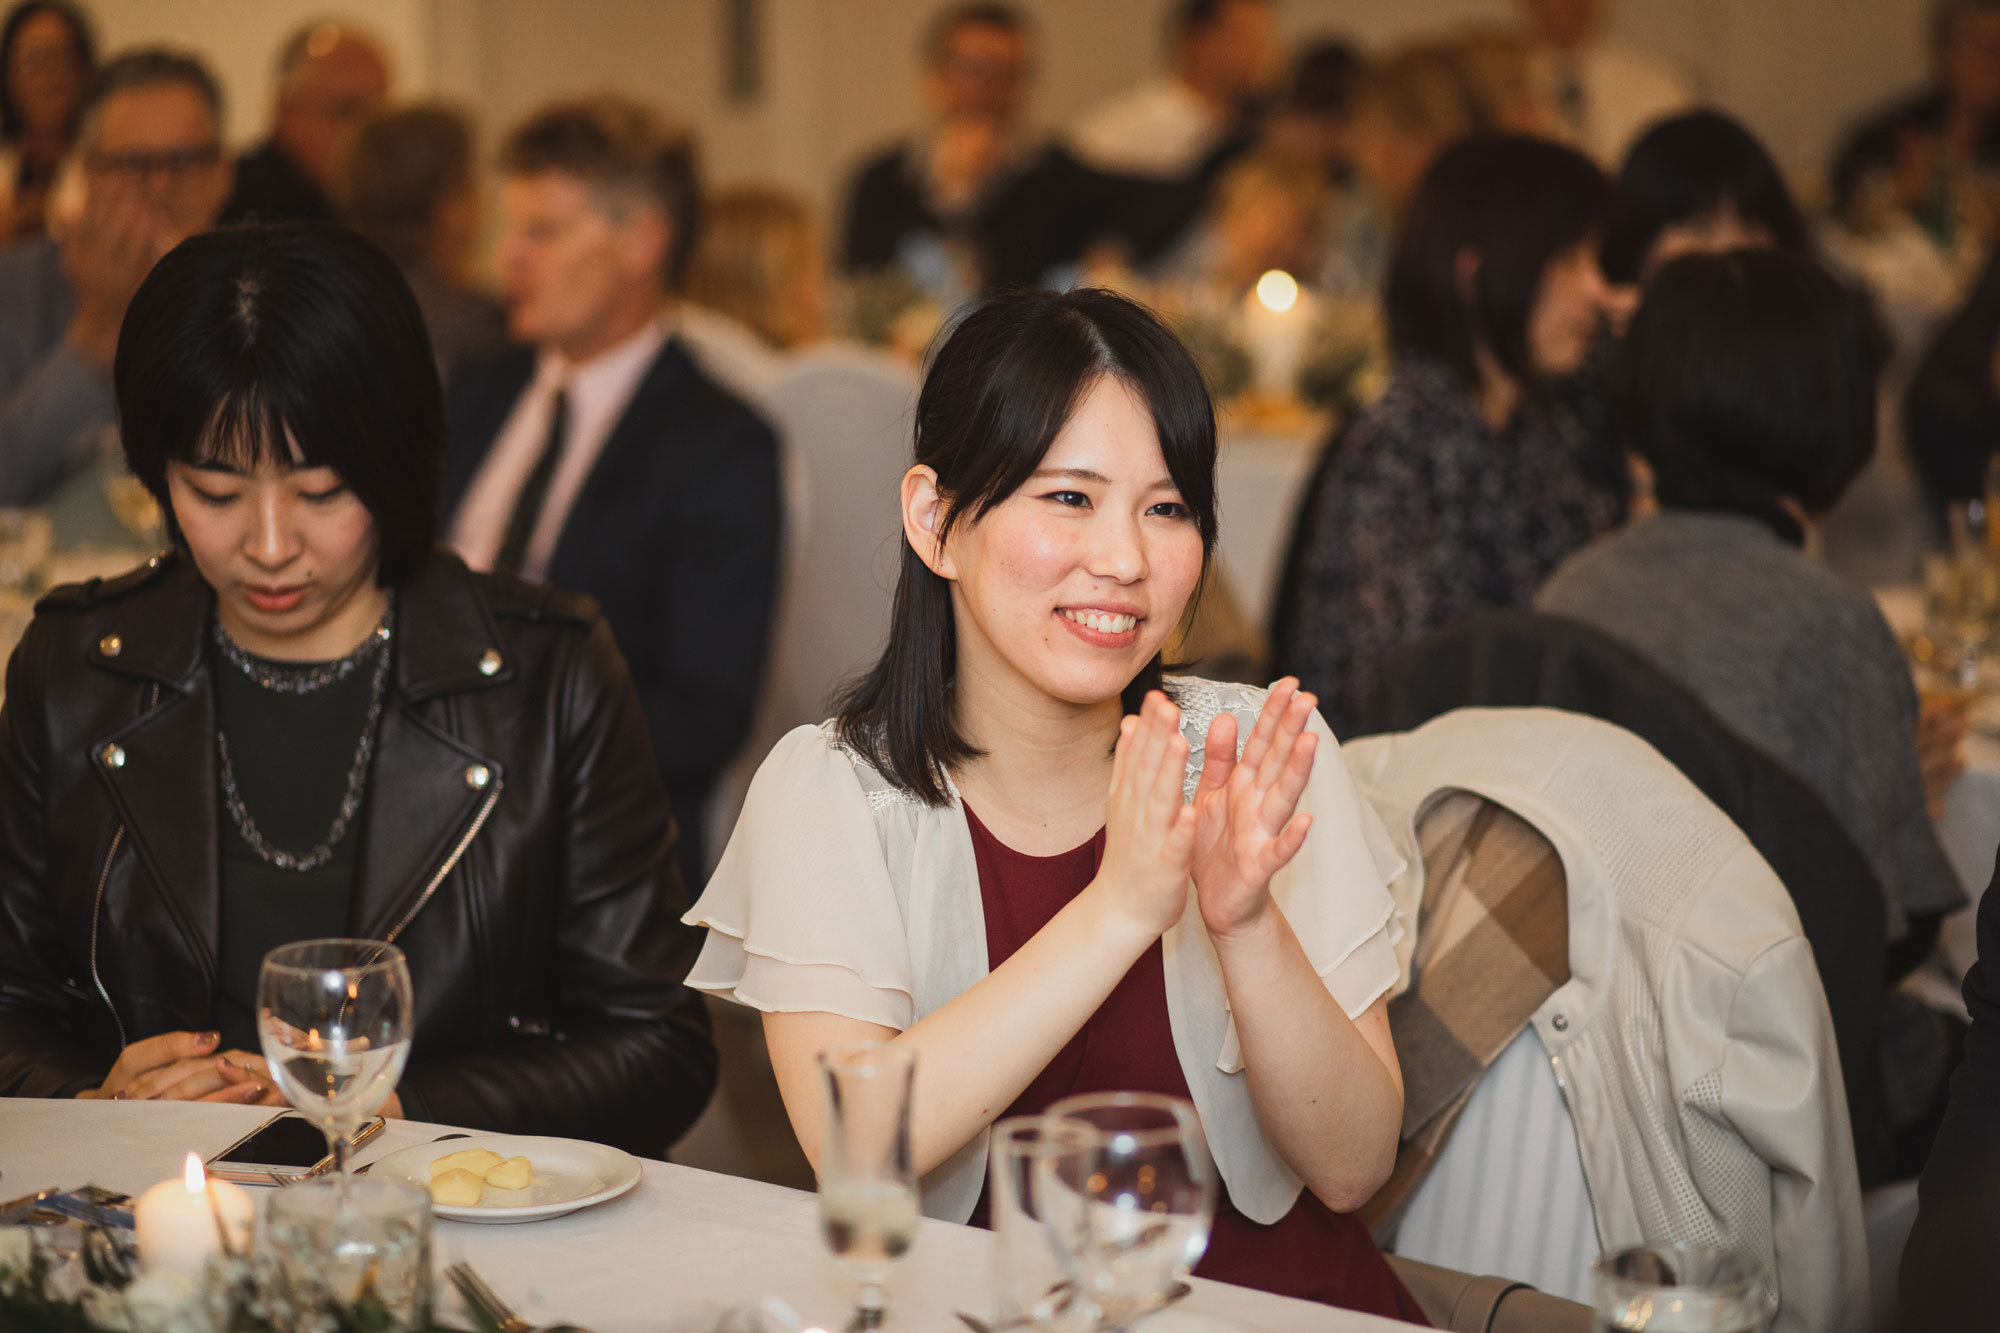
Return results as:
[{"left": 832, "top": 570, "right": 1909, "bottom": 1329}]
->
[{"left": 365, "top": 1133, "right": 641, "bottom": 1224}]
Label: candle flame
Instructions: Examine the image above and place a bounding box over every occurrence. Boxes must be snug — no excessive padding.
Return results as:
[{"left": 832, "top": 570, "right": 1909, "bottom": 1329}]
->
[
  {"left": 183, "top": 1152, "right": 205, "bottom": 1192},
  {"left": 1255, "top": 270, "right": 1300, "bottom": 313}
]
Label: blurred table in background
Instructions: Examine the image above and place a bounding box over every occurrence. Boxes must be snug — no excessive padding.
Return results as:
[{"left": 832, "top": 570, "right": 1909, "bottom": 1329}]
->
[
  {"left": 1214, "top": 415, "right": 1324, "bottom": 633},
  {"left": 1877, "top": 582, "right": 2000, "bottom": 983}
]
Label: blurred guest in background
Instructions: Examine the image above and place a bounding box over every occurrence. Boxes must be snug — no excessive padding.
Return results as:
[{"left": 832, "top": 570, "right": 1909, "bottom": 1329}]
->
[
  {"left": 1538, "top": 249, "right": 1964, "bottom": 979},
  {"left": 689, "top": 185, "right": 822, "bottom": 354},
  {"left": 1516, "top": 0, "right": 1694, "bottom": 165},
  {"left": 1832, "top": 0, "right": 2000, "bottom": 305},
  {"left": 443, "top": 96, "right": 782, "bottom": 885},
  {"left": 222, "top": 21, "right": 388, "bottom": 225},
  {"left": 0, "top": 0, "right": 91, "bottom": 245},
  {"left": 1261, "top": 40, "right": 1381, "bottom": 299},
  {"left": 0, "top": 48, "right": 231, "bottom": 506},
  {"left": 332, "top": 102, "right": 504, "bottom": 391},
  {"left": 1344, "top": 43, "right": 1483, "bottom": 221},
  {"left": 1903, "top": 847, "right": 2000, "bottom": 1329},
  {"left": 1601, "top": 110, "right": 1808, "bottom": 293},
  {"left": 1448, "top": 28, "right": 1552, "bottom": 136},
  {"left": 1156, "top": 147, "right": 1327, "bottom": 299},
  {"left": 1272, "top": 136, "right": 1617, "bottom": 735},
  {"left": 1906, "top": 244, "right": 2000, "bottom": 505},
  {"left": 838, "top": 4, "right": 1039, "bottom": 298},
  {"left": 680, "top": 183, "right": 821, "bottom": 400},
  {"left": 1069, "top": 0, "right": 1278, "bottom": 182},
  {"left": 1576, "top": 110, "right": 1809, "bottom": 512}
]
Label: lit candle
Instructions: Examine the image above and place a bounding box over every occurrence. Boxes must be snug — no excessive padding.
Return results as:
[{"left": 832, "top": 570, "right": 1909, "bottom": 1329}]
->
[
  {"left": 1242, "top": 269, "right": 1315, "bottom": 400},
  {"left": 134, "top": 1153, "right": 254, "bottom": 1275}
]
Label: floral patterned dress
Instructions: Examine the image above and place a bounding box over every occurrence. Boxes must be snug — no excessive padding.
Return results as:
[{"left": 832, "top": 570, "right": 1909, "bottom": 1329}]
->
[{"left": 1271, "top": 359, "right": 1620, "bottom": 735}]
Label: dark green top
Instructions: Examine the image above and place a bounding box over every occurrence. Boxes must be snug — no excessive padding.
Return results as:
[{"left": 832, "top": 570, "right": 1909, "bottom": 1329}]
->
[{"left": 209, "top": 634, "right": 382, "bottom": 1052}]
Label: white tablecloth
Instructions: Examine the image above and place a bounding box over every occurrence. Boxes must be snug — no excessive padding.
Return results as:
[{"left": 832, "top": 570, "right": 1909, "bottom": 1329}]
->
[
  {"left": 0, "top": 1100, "right": 1417, "bottom": 1332},
  {"left": 1213, "top": 424, "right": 1321, "bottom": 633}
]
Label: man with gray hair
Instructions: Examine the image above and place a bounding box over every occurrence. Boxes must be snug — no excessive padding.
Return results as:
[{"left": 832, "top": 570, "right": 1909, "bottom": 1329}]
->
[
  {"left": 221, "top": 21, "right": 389, "bottom": 224},
  {"left": 442, "top": 95, "right": 782, "bottom": 883},
  {"left": 0, "top": 48, "right": 234, "bottom": 505}
]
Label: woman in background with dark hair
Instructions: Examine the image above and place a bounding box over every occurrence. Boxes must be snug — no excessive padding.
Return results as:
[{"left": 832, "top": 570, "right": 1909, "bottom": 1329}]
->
[
  {"left": 1271, "top": 134, "right": 1617, "bottom": 735},
  {"left": 686, "top": 286, "right": 1425, "bottom": 1320},
  {"left": 1599, "top": 109, "right": 1808, "bottom": 290},
  {"left": 0, "top": 0, "right": 92, "bottom": 243},
  {"left": 0, "top": 223, "right": 716, "bottom": 1156},
  {"left": 1538, "top": 249, "right": 1963, "bottom": 968}
]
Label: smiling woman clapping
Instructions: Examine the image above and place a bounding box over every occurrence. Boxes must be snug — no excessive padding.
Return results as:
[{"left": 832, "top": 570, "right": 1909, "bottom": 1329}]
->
[{"left": 684, "top": 287, "right": 1426, "bottom": 1321}]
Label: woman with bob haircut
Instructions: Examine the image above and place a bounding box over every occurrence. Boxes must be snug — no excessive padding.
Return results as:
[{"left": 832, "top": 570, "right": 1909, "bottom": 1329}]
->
[
  {"left": 0, "top": 223, "right": 718, "bottom": 1156},
  {"left": 686, "top": 287, "right": 1427, "bottom": 1319},
  {"left": 1272, "top": 134, "right": 1620, "bottom": 735},
  {"left": 1538, "top": 249, "right": 1962, "bottom": 950}
]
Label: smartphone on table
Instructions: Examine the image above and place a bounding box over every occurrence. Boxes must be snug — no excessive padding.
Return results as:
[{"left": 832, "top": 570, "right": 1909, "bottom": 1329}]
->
[{"left": 206, "top": 1110, "right": 386, "bottom": 1184}]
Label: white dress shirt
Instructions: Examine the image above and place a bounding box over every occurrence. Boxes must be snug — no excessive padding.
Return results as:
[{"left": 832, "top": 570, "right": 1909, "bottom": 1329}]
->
[
  {"left": 449, "top": 318, "right": 670, "bottom": 581},
  {"left": 1067, "top": 76, "right": 1223, "bottom": 179}
]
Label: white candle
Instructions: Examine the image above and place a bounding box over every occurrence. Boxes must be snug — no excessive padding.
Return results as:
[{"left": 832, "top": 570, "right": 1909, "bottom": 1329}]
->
[
  {"left": 134, "top": 1153, "right": 254, "bottom": 1275},
  {"left": 1242, "top": 269, "right": 1314, "bottom": 399}
]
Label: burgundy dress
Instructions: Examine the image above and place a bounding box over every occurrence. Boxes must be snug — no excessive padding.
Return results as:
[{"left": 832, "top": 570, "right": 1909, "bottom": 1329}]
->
[{"left": 963, "top": 806, "right": 1429, "bottom": 1324}]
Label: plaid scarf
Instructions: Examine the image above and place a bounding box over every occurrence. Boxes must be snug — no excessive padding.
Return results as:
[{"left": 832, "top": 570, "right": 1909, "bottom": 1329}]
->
[{"left": 1361, "top": 790, "right": 1570, "bottom": 1239}]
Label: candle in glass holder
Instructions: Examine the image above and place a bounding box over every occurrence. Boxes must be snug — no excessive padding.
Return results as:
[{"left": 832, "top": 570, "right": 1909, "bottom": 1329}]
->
[{"left": 134, "top": 1153, "right": 254, "bottom": 1274}]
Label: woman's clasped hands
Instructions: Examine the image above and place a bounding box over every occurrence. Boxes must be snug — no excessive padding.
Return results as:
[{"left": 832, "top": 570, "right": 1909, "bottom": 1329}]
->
[
  {"left": 1095, "top": 678, "right": 1321, "bottom": 944},
  {"left": 75, "top": 1030, "right": 285, "bottom": 1105}
]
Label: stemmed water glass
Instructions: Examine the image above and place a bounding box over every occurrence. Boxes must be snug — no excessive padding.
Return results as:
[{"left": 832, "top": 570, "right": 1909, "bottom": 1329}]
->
[
  {"left": 257, "top": 939, "right": 414, "bottom": 1189},
  {"left": 1038, "top": 1092, "right": 1217, "bottom": 1332},
  {"left": 816, "top": 1042, "right": 919, "bottom": 1330}
]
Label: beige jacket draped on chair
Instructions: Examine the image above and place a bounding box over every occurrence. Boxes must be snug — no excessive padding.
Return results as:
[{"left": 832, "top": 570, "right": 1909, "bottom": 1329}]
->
[{"left": 1345, "top": 707, "right": 1867, "bottom": 1333}]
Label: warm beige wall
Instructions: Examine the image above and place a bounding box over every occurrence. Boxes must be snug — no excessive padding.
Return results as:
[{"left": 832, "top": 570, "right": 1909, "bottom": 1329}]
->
[
  {"left": 81, "top": 0, "right": 432, "bottom": 147},
  {"left": 77, "top": 0, "right": 1935, "bottom": 219}
]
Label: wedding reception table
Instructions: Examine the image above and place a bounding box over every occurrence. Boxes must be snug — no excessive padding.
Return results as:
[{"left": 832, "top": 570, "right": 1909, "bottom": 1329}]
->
[{"left": 0, "top": 1099, "right": 1419, "bottom": 1332}]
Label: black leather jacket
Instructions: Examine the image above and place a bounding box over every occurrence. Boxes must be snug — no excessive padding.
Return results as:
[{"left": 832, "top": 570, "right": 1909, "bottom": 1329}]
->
[{"left": 0, "top": 548, "right": 716, "bottom": 1156}]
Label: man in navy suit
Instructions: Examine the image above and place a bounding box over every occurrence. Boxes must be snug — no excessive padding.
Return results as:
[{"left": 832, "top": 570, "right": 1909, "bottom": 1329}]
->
[{"left": 443, "top": 96, "right": 781, "bottom": 881}]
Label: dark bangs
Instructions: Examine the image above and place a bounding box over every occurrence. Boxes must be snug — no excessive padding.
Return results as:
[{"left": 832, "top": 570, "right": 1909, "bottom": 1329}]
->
[
  {"left": 838, "top": 286, "right": 1218, "bottom": 806},
  {"left": 115, "top": 223, "right": 444, "bottom": 587},
  {"left": 1602, "top": 111, "right": 1807, "bottom": 284}
]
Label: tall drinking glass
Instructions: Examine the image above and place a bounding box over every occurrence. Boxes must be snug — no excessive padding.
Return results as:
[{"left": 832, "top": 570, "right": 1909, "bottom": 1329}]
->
[
  {"left": 989, "top": 1117, "right": 1094, "bottom": 1332},
  {"left": 816, "top": 1042, "right": 918, "bottom": 1330},
  {"left": 1592, "top": 1243, "right": 1774, "bottom": 1332},
  {"left": 257, "top": 940, "right": 414, "bottom": 1188},
  {"left": 1040, "top": 1092, "right": 1216, "bottom": 1332}
]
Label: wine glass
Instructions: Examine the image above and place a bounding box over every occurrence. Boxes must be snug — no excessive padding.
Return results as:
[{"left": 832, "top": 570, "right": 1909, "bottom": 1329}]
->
[
  {"left": 257, "top": 939, "right": 414, "bottom": 1187},
  {"left": 1039, "top": 1092, "right": 1217, "bottom": 1332},
  {"left": 816, "top": 1042, "right": 918, "bottom": 1330}
]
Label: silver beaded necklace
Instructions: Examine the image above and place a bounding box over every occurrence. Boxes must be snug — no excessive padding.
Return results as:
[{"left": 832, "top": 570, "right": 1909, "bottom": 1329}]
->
[{"left": 214, "top": 600, "right": 394, "bottom": 872}]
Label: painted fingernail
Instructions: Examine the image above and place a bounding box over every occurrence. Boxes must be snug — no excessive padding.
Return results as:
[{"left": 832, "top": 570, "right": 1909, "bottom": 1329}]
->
[
  {"left": 112, "top": 1089, "right": 128, "bottom": 1100},
  {"left": 197, "top": 1031, "right": 219, "bottom": 1045}
]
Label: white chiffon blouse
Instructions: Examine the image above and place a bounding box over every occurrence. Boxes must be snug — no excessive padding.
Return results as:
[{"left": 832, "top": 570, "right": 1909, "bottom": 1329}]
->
[{"left": 683, "top": 676, "right": 1407, "bottom": 1224}]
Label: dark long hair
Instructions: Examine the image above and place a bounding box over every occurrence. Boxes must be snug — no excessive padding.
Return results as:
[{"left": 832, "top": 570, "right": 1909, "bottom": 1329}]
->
[
  {"left": 114, "top": 223, "right": 445, "bottom": 587},
  {"left": 835, "top": 287, "right": 1219, "bottom": 806}
]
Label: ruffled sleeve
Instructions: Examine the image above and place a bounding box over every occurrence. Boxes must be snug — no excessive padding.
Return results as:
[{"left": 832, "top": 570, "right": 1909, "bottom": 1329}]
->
[
  {"left": 1281, "top": 706, "right": 1407, "bottom": 1019},
  {"left": 683, "top": 725, "right": 916, "bottom": 1030}
]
